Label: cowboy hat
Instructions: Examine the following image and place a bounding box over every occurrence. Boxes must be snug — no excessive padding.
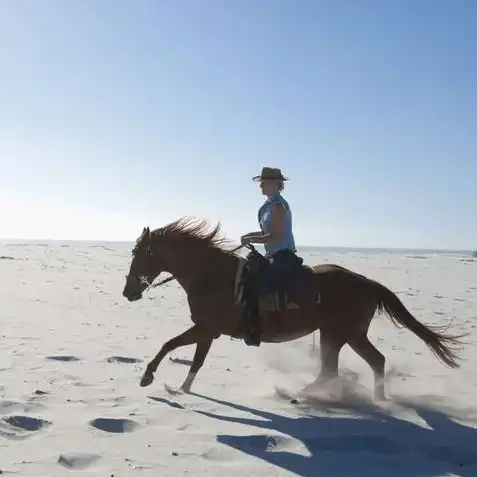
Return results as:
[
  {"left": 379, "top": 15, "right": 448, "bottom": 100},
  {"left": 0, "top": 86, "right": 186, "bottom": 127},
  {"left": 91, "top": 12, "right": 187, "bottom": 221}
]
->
[{"left": 252, "top": 167, "right": 289, "bottom": 182}]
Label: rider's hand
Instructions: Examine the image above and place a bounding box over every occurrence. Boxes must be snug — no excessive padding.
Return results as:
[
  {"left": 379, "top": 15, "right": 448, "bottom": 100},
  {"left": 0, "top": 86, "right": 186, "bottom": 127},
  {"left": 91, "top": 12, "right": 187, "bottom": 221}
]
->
[{"left": 240, "top": 235, "right": 252, "bottom": 246}]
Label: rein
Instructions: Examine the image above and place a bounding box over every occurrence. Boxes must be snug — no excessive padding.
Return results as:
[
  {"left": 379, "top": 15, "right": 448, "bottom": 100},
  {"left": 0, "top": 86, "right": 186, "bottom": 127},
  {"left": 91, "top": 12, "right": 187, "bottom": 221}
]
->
[{"left": 145, "top": 243, "right": 249, "bottom": 291}]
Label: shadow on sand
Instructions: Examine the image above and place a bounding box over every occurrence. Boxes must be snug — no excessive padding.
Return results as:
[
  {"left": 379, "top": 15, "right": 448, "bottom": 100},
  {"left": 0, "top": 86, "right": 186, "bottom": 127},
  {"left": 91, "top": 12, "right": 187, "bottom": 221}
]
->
[{"left": 168, "top": 392, "right": 477, "bottom": 477}]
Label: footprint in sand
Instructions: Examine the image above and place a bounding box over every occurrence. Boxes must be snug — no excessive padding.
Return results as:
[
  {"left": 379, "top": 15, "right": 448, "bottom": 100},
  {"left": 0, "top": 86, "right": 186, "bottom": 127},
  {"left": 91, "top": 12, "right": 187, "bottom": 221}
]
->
[
  {"left": 46, "top": 355, "right": 80, "bottom": 362},
  {"left": 0, "top": 399, "right": 45, "bottom": 414},
  {"left": 169, "top": 356, "right": 193, "bottom": 366},
  {"left": 58, "top": 452, "right": 101, "bottom": 470},
  {"left": 33, "top": 389, "right": 49, "bottom": 396},
  {"left": 0, "top": 400, "right": 27, "bottom": 414},
  {"left": 89, "top": 417, "right": 139, "bottom": 434},
  {"left": 106, "top": 356, "right": 143, "bottom": 364},
  {"left": 213, "top": 433, "right": 315, "bottom": 465},
  {"left": 0, "top": 415, "right": 51, "bottom": 439}
]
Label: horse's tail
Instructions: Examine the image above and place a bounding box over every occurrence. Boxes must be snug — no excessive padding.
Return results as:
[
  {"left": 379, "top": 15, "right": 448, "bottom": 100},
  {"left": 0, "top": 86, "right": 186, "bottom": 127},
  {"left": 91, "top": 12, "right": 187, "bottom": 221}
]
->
[{"left": 372, "top": 280, "right": 467, "bottom": 368}]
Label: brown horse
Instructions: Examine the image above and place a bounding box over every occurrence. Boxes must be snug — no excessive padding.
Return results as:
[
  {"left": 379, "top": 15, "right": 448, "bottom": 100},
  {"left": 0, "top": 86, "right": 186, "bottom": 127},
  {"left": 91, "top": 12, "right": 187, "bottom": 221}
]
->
[{"left": 122, "top": 217, "right": 466, "bottom": 401}]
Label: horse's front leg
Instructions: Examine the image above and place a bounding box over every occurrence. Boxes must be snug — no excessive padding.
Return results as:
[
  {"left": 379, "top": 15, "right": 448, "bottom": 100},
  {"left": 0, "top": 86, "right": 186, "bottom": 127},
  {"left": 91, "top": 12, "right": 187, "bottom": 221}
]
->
[
  {"left": 140, "top": 325, "right": 204, "bottom": 387},
  {"left": 178, "top": 338, "right": 214, "bottom": 393}
]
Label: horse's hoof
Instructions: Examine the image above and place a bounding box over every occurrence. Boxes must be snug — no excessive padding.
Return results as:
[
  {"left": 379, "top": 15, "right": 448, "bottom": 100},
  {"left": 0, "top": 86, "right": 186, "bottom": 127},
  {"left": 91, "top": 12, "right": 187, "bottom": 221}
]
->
[
  {"left": 140, "top": 373, "right": 154, "bottom": 387},
  {"left": 164, "top": 383, "right": 188, "bottom": 395}
]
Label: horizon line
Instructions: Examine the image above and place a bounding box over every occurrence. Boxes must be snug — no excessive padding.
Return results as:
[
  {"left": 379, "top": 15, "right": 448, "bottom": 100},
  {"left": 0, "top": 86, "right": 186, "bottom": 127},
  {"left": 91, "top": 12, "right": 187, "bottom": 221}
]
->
[{"left": 0, "top": 236, "right": 472, "bottom": 254}]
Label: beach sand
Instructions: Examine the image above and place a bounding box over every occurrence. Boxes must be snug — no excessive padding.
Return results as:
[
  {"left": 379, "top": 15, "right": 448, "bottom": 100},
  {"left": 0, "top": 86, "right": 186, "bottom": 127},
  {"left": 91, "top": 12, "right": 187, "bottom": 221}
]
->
[{"left": 1, "top": 242, "right": 476, "bottom": 476}]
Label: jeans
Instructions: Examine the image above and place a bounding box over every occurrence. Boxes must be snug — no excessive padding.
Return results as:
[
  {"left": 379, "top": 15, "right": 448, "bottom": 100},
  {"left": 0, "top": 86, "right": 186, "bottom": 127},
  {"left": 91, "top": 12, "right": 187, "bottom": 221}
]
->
[{"left": 256, "top": 249, "right": 302, "bottom": 295}]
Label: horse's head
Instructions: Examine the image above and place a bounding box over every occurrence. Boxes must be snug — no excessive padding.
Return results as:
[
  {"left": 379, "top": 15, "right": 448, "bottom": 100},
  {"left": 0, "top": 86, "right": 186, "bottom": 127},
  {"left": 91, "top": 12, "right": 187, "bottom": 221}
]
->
[
  {"left": 123, "top": 217, "right": 234, "bottom": 301},
  {"left": 123, "top": 226, "right": 164, "bottom": 302}
]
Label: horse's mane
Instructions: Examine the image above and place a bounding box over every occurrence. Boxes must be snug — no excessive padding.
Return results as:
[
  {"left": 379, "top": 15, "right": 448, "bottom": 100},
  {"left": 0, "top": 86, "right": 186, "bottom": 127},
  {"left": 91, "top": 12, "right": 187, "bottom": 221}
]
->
[{"left": 153, "top": 217, "right": 233, "bottom": 253}]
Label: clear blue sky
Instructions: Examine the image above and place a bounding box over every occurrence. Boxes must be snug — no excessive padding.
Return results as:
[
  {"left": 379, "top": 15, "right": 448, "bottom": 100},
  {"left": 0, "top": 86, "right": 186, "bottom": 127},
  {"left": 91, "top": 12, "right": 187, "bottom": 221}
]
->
[{"left": 1, "top": 0, "right": 476, "bottom": 249}]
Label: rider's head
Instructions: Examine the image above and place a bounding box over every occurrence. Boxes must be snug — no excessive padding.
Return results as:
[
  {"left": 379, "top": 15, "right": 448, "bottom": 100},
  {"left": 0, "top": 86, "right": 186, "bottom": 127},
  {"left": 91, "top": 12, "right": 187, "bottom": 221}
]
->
[{"left": 252, "top": 167, "right": 289, "bottom": 197}]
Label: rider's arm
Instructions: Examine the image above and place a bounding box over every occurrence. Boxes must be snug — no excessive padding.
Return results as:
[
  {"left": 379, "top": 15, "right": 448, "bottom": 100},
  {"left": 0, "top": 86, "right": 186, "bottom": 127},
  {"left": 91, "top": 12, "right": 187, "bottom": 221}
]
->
[
  {"left": 250, "top": 204, "right": 285, "bottom": 244},
  {"left": 243, "top": 231, "right": 265, "bottom": 238}
]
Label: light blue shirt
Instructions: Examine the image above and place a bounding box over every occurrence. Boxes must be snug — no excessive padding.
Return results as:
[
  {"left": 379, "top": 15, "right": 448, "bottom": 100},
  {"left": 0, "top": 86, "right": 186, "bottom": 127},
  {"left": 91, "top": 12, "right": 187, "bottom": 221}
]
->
[{"left": 258, "top": 192, "right": 296, "bottom": 257}]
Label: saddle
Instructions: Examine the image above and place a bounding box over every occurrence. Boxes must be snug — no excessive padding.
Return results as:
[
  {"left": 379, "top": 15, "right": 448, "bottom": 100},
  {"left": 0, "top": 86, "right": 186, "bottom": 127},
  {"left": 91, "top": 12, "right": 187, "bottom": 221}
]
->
[{"left": 236, "top": 247, "right": 318, "bottom": 315}]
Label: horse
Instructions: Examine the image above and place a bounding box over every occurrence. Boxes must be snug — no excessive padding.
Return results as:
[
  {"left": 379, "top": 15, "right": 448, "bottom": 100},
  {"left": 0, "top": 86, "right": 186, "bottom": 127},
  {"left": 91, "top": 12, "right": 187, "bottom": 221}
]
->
[{"left": 122, "top": 217, "right": 466, "bottom": 401}]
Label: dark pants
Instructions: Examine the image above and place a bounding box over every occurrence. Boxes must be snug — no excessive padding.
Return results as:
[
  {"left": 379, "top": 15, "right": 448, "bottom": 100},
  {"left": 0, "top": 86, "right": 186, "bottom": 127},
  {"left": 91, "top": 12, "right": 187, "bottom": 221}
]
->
[
  {"left": 242, "top": 248, "right": 302, "bottom": 346},
  {"left": 256, "top": 248, "right": 301, "bottom": 296}
]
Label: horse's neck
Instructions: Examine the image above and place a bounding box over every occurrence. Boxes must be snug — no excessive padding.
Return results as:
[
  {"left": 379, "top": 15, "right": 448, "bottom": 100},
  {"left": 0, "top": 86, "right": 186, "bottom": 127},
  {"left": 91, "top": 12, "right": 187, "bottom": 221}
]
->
[{"left": 165, "top": 247, "right": 238, "bottom": 292}]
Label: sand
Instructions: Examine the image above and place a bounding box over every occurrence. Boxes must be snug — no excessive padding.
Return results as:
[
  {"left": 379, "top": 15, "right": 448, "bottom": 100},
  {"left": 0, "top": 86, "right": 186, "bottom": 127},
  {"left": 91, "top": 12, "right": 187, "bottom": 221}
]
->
[{"left": 0, "top": 241, "right": 476, "bottom": 476}]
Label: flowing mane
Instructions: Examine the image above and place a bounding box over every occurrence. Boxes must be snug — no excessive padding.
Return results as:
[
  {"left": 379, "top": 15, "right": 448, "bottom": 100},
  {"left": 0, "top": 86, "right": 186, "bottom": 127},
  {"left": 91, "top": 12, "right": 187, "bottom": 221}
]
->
[{"left": 153, "top": 217, "right": 233, "bottom": 253}]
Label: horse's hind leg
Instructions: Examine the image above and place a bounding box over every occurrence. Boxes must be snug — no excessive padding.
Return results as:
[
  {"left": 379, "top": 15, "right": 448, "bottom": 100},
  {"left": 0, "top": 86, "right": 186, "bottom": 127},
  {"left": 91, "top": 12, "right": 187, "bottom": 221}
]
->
[
  {"left": 178, "top": 338, "right": 213, "bottom": 393},
  {"left": 303, "top": 330, "right": 346, "bottom": 393},
  {"left": 318, "top": 329, "right": 347, "bottom": 381},
  {"left": 348, "top": 335, "right": 386, "bottom": 401}
]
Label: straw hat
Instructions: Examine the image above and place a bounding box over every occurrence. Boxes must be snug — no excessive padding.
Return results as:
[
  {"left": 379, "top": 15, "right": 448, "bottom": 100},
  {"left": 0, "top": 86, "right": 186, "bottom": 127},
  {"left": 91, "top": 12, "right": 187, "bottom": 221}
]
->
[{"left": 252, "top": 167, "right": 289, "bottom": 182}]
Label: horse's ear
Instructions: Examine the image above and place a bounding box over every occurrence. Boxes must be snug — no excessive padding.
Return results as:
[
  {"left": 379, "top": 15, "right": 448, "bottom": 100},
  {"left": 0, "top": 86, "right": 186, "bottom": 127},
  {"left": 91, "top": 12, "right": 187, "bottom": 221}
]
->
[{"left": 141, "top": 226, "right": 151, "bottom": 240}]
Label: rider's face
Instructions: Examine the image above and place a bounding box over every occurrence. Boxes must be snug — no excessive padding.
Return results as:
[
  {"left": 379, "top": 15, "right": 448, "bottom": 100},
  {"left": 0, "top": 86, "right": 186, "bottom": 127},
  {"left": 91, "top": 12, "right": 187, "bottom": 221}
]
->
[{"left": 260, "top": 179, "right": 279, "bottom": 196}]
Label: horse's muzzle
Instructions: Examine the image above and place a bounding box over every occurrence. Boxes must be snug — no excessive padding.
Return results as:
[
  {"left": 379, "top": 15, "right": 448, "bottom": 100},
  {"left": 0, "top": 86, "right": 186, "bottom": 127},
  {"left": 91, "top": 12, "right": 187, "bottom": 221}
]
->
[{"left": 123, "top": 275, "right": 146, "bottom": 302}]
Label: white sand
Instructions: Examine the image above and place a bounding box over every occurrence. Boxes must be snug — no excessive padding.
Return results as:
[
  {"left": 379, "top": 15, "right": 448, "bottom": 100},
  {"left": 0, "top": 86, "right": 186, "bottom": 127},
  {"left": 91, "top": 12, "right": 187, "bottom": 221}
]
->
[{"left": 1, "top": 241, "right": 476, "bottom": 476}]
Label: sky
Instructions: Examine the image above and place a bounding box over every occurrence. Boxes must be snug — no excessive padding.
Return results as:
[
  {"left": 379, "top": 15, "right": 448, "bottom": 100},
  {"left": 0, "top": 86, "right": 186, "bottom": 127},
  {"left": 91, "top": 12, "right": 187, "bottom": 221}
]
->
[{"left": 0, "top": 0, "right": 476, "bottom": 249}]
